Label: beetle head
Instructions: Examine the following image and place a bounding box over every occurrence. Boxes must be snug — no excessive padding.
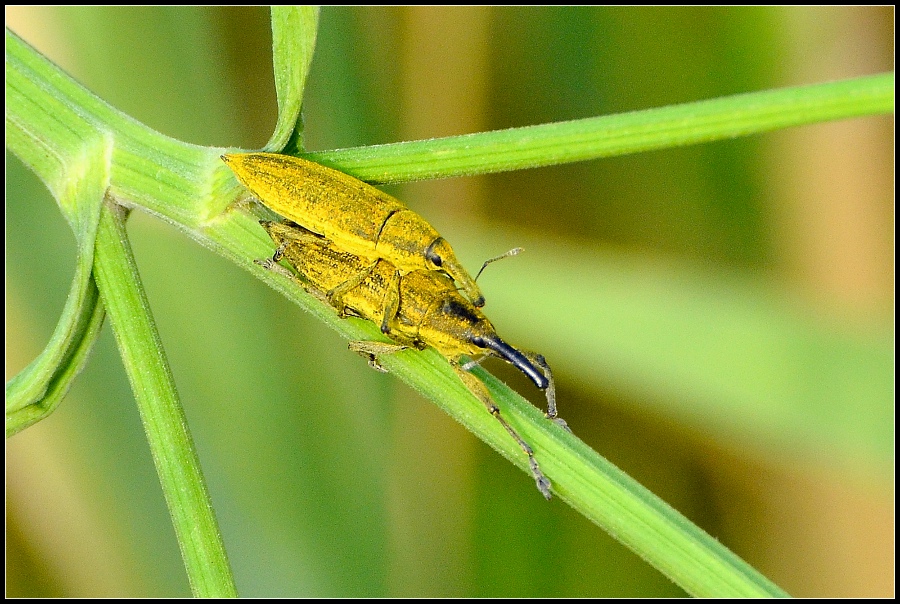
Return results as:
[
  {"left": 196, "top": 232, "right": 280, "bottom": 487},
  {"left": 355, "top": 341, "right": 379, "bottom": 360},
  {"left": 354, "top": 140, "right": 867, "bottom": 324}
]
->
[{"left": 425, "top": 238, "right": 485, "bottom": 307}]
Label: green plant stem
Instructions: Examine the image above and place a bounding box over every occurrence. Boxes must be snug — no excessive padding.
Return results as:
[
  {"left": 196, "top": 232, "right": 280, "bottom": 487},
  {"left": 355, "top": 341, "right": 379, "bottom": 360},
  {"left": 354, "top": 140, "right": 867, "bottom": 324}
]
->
[
  {"left": 304, "top": 72, "right": 895, "bottom": 183},
  {"left": 92, "top": 202, "right": 237, "bottom": 598}
]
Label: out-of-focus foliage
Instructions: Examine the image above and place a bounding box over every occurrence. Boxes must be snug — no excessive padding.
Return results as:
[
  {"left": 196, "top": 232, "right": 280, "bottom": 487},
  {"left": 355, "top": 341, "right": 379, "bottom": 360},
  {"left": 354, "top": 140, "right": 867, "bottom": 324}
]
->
[{"left": 6, "top": 6, "right": 893, "bottom": 597}]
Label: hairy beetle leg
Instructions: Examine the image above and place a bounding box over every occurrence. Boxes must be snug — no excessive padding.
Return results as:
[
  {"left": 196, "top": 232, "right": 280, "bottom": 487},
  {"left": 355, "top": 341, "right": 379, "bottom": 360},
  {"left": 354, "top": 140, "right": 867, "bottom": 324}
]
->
[
  {"left": 453, "top": 365, "right": 552, "bottom": 500},
  {"left": 255, "top": 243, "right": 335, "bottom": 308},
  {"left": 325, "top": 261, "right": 378, "bottom": 318},
  {"left": 349, "top": 340, "right": 409, "bottom": 373}
]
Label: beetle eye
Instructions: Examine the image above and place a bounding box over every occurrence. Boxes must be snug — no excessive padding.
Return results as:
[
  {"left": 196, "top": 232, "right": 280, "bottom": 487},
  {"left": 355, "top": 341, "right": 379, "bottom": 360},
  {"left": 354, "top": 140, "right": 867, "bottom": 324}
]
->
[{"left": 425, "top": 238, "right": 444, "bottom": 267}]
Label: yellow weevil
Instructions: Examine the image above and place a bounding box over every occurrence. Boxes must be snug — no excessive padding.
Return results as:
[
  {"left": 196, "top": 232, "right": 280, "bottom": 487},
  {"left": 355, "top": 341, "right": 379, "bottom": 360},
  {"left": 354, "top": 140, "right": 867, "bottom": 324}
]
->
[
  {"left": 257, "top": 220, "right": 563, "bottom": 499},
  {"left": 223, "top": 153, "right": 485, "bottom": 323}
]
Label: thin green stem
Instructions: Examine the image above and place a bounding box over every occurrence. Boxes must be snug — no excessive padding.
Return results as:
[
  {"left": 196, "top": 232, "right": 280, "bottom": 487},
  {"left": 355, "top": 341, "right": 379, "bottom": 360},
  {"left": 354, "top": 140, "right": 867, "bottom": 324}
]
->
[
  {"left": 92, "top": 202, "right": 237, "bottom": 598},
  {"left": 304, "top": 72, "right": 894, "bottom": 183}
]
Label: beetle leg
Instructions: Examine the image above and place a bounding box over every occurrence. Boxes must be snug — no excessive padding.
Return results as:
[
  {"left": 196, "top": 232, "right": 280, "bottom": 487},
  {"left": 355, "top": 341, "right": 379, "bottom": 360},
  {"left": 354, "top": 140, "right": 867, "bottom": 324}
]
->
[
  {"left": 380, "top": 268, "right": 401, "bottom": 335},
  {"left": 452, "top": 364, "right": 551, "bottom": 500},
  {"left": 326, "top": 261, "right": 379, "bottom": 317},
  {"left": 526, "top": 353, "right": 569, "bottom": 430},
  {"left": 255, "top": 245, "right": 336, "bottom": 309},
  {"left": 254, "top": 241, "right": 291, "bottom": 276},
  {"left": 259, "top": 220, "right": 325, "bottom": 246},
  {"left": 349, "top": 340, "right": 409, "bottom": 372},
  {"left": 524, "top": 352, "right": 558, "bottom": 419}
]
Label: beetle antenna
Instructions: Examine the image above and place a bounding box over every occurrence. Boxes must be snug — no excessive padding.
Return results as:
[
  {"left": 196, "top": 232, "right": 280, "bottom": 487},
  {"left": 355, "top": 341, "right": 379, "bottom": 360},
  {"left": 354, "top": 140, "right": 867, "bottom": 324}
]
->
[
  {"left": 460, "top": 354, "right": 490, "bottom": 371},
  {"left": 474, "top": 247, "right": 523, "bottom": 282}
]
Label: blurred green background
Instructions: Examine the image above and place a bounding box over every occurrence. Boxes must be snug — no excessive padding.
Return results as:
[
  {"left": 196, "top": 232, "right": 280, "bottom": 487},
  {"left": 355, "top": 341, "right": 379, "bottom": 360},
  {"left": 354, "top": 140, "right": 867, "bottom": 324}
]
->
[{"left": 6, "top": 6, "right": 893, "bottom": 597}]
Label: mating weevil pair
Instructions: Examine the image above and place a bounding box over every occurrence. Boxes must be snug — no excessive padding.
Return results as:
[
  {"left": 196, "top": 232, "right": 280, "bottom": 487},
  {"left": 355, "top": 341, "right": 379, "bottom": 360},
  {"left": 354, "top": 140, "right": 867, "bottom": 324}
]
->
[{"left": 224, "top": 153, "right": 567, "bottom": 499}]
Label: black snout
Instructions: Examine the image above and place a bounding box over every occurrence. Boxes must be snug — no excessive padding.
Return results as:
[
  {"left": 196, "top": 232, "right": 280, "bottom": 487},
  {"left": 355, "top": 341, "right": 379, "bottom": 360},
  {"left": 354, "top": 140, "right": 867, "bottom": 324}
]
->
[{"left": 475, "top": 335, "right": 549, "bottom": 391}]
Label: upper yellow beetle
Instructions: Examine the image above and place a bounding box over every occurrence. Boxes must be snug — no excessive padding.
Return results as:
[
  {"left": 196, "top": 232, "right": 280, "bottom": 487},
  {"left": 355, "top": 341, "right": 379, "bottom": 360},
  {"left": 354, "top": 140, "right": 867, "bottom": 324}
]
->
[{"left": 222, "top": 153, "right": 485, "bottom": 308}]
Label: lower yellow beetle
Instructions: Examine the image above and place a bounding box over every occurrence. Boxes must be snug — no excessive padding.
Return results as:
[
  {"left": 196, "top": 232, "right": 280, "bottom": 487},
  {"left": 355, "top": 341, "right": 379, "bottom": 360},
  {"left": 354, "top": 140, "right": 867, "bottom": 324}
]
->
[{"left": 257, "top": 220, "right": 563, "bottom": 499}]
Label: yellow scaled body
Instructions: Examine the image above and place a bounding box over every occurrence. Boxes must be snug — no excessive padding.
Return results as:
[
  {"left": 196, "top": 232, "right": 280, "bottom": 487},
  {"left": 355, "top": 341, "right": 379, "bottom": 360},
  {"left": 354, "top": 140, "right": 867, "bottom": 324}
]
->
[
  {"left": 223, "top": 153, "right": 485, "bottom": 309},
  {"left": 259, "top": 220, "right": 560, "bottom": 499}
]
